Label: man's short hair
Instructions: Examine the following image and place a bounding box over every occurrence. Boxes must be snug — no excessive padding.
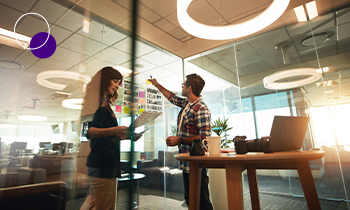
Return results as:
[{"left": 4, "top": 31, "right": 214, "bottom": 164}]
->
[{"left": 186, "top": 74, "right": 205, "bottom": 97}]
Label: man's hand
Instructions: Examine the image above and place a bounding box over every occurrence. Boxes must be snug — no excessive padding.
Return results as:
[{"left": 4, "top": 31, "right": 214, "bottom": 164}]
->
[
  {"left": 166, "top": 136, "right": 181, "bottom": 146},
  {"left": 148, "top": 78, "right": 159, "bottom": 87}
]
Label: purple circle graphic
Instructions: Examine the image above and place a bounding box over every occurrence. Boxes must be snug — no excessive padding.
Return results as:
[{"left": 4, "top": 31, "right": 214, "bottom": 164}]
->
[{"left": 30, "top": 32, "right": 56, "bottom": 59}]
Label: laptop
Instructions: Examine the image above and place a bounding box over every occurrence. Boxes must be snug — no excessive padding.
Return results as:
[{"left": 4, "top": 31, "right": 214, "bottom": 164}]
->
[{"left": 269, "top": 116, "right": 310, "bottom": 152}]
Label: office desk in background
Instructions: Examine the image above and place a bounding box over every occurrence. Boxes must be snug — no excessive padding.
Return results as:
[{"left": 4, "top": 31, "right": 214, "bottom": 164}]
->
[{"left": 175, "top": 150, "right": 325, "bottom": 210}]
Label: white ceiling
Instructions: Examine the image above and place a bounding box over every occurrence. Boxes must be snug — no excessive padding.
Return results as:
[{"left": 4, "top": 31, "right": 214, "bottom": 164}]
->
[{"left": 0, "top": 0, "right": 349, "bottom": 125}]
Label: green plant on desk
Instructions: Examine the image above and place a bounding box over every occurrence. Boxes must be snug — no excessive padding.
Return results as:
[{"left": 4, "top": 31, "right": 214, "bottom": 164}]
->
[{"left": 211, "top": 117, "right": 233, "bottom": 148}]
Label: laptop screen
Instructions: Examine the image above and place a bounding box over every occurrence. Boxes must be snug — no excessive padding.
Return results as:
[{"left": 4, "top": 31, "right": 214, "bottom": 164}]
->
[{"left": 269, "top": 116, "right": 309, "bottom": 152}]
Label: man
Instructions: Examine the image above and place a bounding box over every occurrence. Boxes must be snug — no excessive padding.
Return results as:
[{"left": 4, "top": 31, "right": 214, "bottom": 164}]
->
[{"left": 149, "top": 74, "right": 213, "bottom": 210}]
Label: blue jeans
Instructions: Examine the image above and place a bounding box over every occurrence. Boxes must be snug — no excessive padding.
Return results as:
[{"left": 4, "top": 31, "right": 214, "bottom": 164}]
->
[{"left": 183, "top": 169, "right": 213, "bottom": 210}]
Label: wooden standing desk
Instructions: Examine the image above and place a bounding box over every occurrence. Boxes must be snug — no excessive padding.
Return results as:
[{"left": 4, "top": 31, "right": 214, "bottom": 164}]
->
[{"left": 175, "top": 150, "right": 325, "bottom": 210}]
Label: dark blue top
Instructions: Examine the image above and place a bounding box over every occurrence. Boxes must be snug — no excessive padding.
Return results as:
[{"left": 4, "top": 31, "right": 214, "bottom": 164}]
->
[{"left": 86, "top": 107, "right": 121, "bottom": 178}]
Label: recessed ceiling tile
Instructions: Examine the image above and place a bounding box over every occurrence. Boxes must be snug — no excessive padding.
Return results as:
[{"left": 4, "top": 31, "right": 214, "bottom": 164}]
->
[
  {"left": 15, "top": 14, "right": 49, "bottom": 37},
  {"left": 50, "top": 46, "right": 74, "bottom": 61},
  {"left": 102, "top": 28, "right": 127, "bottom": 46},
  {"left": 51, "top": 61, "right": 74, "bottom": 71},
  {"left": 154, "top": 18, "right": 176, "bottom": 32},
  {"left": 139, "top": 7, "right": 162, "bottom": 23},
  {"left": 338, "top": 22, "right": 350, "bottom": 41},
  {"left": 0, "top": 0, "right": 36, "bottom": 13},
  {"left": 112, "top": 37, "right": 132, "bottom": 53},
  {"left": 81, "top": 57, "right": 102, "bottom": 72},
  {"left": 0, "top": 45, "right": 23, "bottom": 61},
  {"left": 206, "top": 0, "right": 270, "bottom": 22},
  {"left": 0, "top": 4, "right": 25, "bottom": 31},
  {"left": 78, "top": 20, "right": 105, "bottom": 41},
  {"left": 217, "top": 60, "right": 235, "bottom": 70},
  {"left": 30, "top": 0, "right": 67, "bottom": 23},
  {"left": 139, "top": 0, "right": 177, "bottom": 17},
  {"left": 142, "top": 67, "right": 174, "bottom": 78},
  {"left": 64, "top": 52, "right": 89, "bottom": 65},
  {"left": 337, "top": 8, "right": 350, "bottom": 25},
  {"left": 163, "top": 60, "right": 183, "bottom": 73},
  {"left": 60, "top": 33, "right": 94, "bottom": 53},
  {"left": 13, "top": 51, "right": 39, "bottom": 69},
  {"left": 140, "top": 50, "right": 178, "bottom": 66},
  {"left": 187, "top": 0, "right": 221, "bottom": 25},
  {"left": 167, "top": 27, "right": 188, "bottom": 40},
  {"left": 112, "top": 37, "right": 155, "bottom": 57},
  {"left": 50, "top": 25, "right": 72, "bottom": 45},
  {"left": 96, "top": 47, "right": 130, "bottom": 65},
  {"left": 248, "top": 28, "right": 289, "bottom": 50},
  {"left": 120, "top": 58, "right": 157, "bottom": 72},
  {"left": 32, "top": 58, "right": 60, "bottom": 69},
  {"left": 80, "top": 40, "right": 106, "bottom": 56},
  {"left": 55, "top": 9, "right": 84, "bottom": 32}
]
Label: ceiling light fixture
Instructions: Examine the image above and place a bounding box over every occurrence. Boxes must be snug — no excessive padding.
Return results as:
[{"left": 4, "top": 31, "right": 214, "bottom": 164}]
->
[
  {"left": 17, "top": 115, "right": 47, "bottom": 121},
  {"left": 62, "top": 98, "right": 83, "bottom": 110},
  {"left": 301, "top": 33, "right": 329, "bottom": 47},
  {"left": 37, "top": 70, "right": 91, "bottom": 90},
  {"left": 294, "top": 5, "right": 307, "bottom": 22},
  {"left": 305, "top": 1, "right": 318, "bottom": 20},
  {"left": 263, "top": 68, "right": 322, "bottom": 90},
  {"left": 0, "top": 124, "right": 18, "bottom": 128},
  {"left": 0, "top": 27, "right": 31, "bottom": 49},
  {"left": 316, "top": 67, "right": 329, "bottom": 73},
  {"left": 294, "top": 1, "right": 318, "bottom": 22},
  {"left": 0, "top": 60, "right": 23, "bottom": 69},
  {"left": 177, "top": 0, "right": 290, "bottom": 40}
]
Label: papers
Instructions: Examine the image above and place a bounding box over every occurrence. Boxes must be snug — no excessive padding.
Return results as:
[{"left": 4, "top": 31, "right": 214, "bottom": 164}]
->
[{"left": 131, "top": 110, "right": 162, "bottom": 129}]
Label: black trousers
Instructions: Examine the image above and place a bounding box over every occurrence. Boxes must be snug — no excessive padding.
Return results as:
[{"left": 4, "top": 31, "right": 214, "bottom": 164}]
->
[{"left": 183, "top": 169, "right": 213, "bottom": 210}]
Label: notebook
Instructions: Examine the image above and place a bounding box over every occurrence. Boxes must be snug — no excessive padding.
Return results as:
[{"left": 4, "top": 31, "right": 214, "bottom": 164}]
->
[{"left": 269, "top": 116, "right": 310, "bottom": 152}]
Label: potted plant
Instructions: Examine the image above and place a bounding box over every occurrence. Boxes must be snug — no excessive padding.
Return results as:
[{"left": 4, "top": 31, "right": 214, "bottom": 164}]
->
[
  {"left": 209, "top": 117, "right": 233, "bottom": 210},
  {"left": 211, "top": 117, "right": 233, "bottom": 148}
]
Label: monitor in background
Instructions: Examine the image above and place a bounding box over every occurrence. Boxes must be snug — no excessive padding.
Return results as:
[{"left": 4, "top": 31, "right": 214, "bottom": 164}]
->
[
  {"left": 9, "top": 142, "right": 27, "bottom": 156},
  {"left": 44, "top": 144, "right": 53, "bottom": 150},
  {"left": 39, "top": 142, "right": 51, "bottom": 148}
]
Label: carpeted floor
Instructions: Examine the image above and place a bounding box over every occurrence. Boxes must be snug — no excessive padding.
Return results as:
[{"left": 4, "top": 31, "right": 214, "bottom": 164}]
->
[{"left": 66, "top": 162, "right": 350, "bottom": 209}]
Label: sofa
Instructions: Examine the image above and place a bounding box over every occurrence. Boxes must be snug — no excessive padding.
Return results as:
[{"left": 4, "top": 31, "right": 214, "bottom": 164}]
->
[
  {"left": 17, "top": 154, "right": 89, "bottom": 199},
  {"left": 0, "top": 181, "right": 67, "bottom": 210},
  {"left": 137, "top": 150, "right": 183, "bottom": 193}
]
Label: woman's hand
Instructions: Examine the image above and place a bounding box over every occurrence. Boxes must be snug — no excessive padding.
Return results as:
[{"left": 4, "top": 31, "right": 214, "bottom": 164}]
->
[{"left": 114, "top": 126, "right": 130, "bottom": 139}]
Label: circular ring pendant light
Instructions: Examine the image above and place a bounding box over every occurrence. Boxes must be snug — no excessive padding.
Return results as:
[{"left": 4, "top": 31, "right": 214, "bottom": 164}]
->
[
  {"left": 177, "top": 0, "right": 290, "bottom": 40},
  {"left": 263, "top": 68, "right": 322, "bottom": 90}
]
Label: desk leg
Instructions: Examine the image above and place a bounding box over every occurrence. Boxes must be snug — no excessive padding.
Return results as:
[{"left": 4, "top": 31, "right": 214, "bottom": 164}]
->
[
  {"left": 226, "top": 164, "right": 244, "bottom": 210},
  {"left": 247, "top": 168, "right": 260, "bottom": 210},
  {"left": 137, "top": 180, "right": 139, "bottom": 205},
  {"left": 296, "top": 161, "right": 321, "bottom": 210},
  {"left": 189, "top": 162, "right": 201, "bottom": 210}
]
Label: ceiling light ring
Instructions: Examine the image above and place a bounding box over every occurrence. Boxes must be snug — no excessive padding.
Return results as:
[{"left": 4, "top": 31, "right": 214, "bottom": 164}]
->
[
  {"left": 37, "top": 70, "right": 91, "bottom": 91},
  {"left": 14, "top": 12, "right": 50, "bottom": 50},
  {"left": 177, "top": 0, "right": 290, "bottom": 40},
  {"left": 62, "top": 98, "right": 83, "bottom": 110},
  {"left": 263, "top": 68, "right": 322, "bottom": 90}
]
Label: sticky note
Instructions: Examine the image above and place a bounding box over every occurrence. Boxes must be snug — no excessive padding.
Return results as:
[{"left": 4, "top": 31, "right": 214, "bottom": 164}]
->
[
  {"left": 146, "top": 80, "right": 152, "bottom": 85},
  {"left": 139, "top": 109, "right": 144, "bottom": 114},
  {"left": 115, "top": 105, "right": 121, "bottom": 113},
  {"left": 124, "top": 106, "right": 130, "bottom": 114},
  {"left": 140, "top": 98, "right": 146, "bottom": 105},
  {"left": 139, "top": 91, "right": 145, "bottom": 98}
]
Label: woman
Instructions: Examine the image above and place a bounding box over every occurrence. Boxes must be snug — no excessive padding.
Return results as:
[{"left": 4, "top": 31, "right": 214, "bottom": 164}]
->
[{"left": 81, "top": 66, "right": 141, "bottom": 210}]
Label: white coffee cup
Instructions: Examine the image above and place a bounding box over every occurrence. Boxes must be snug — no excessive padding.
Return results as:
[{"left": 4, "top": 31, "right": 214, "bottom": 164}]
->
[{"left": 202, "top": 136, "right": 221, "bottom": 155}]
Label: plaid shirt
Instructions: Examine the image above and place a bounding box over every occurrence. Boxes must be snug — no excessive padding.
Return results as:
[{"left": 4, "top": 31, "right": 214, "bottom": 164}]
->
[{"left": 167, "top": 92, "right": 212, "bottom": 173}]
